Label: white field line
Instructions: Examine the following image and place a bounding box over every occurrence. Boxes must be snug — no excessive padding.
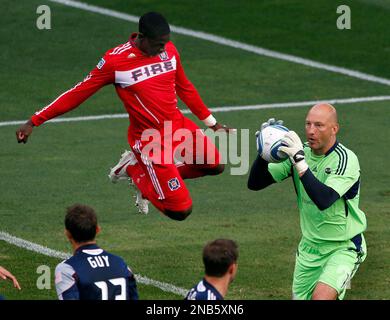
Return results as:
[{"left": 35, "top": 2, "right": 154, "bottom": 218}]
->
[
  {"left": 1, "top": 95, "right": 390, "bottom": 127},
  {"left": 49, "top": 0, "right": 390, "bottom": 87},
  {"left": 4, "top": 1, "right": 389, "bottom": 297},
  {"left": 0, "top": 231, "right": 188, "bottom": 297}
]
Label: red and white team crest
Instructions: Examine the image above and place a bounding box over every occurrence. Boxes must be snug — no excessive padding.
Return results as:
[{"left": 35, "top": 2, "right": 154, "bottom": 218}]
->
[{"left": 159, "top": 51, "right": 169, "bottom": 61}]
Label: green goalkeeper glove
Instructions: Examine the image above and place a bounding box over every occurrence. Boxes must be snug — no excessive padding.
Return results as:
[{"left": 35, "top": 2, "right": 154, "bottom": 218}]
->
[{"left": 279, "top": 131, "right": 308, "bottom": 175}]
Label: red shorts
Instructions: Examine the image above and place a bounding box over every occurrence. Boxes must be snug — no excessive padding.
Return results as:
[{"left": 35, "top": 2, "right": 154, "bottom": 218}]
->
[{"left": 127, "top": 116, "right": 221, "bottom": 211}]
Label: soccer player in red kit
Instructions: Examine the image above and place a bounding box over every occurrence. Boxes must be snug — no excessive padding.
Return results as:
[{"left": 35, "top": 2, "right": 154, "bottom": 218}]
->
[{"left": 16, "top": 12, "right": 234, "bottom": 221}]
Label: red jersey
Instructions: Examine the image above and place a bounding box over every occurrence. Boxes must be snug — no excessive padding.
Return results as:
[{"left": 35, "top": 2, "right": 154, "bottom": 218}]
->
[{"left": 31, "top": 34, "right": 212, "bottom": 138}]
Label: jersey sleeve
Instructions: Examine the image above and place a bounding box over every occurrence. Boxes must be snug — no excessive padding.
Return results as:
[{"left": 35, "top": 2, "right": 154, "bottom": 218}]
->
[
  {"left": 325, "top": 150, "right": 360, "bottom": 197},
  {"left": 126, "top": 266, "right": 139, "bottom": 300},
  {"left": 185, "top": 288, "right": 197, "bottom": 300},
  {"left": 174, "top": 48, "right": 211, "bottom": 121},
  {"left": 54, "top": 262, "right": 79, "bottom": 300},
  {"left": 31, "top": 54, "right": 115, "bottom": 126},
  {"left": 268, "top": 159, "right": 292, "bottom": 182}
]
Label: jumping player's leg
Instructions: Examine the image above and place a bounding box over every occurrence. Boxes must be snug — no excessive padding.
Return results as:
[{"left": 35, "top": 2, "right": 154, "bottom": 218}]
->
[
  {"left": 127, "top": 140, "right": 193, "bottom": 221},
  {"left": 177, "top": 163, "right": 224, "bottom": 179},
  {"left": 175, "top": 117, "right": 224, "bottom": 179}
]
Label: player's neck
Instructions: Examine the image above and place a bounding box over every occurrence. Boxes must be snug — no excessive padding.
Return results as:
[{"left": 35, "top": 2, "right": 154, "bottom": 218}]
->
[
  {"left": 204, "top": 275, "right": 229, "bottom": 298},
  {"left": 133, "top": 35, "right": 147, "bottom": 56},
  {"left": 134, "top": 36, "right": 141, "bottom": 50},
  {"left": 72, "top": 240, "right": 97, "bottom": 253}
]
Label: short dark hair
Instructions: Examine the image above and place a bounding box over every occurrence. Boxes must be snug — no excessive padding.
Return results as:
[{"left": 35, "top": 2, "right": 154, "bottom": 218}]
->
[
  {"left": 65, "top": 204, "right": 98, "bottom": 243},
  {"left": 139, "top": 12, "right": 170, "bottom": 39},
  {"left": 203, "top": 239, "right": 239, "bottom": 277}
]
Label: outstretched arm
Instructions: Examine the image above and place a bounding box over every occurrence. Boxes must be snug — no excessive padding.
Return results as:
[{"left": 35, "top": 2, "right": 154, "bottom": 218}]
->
[
  {"left": 16, "top": 119, "right": 34, "bottom": 144},
  {"left": 175, "top": 53, "right": 235, "bottom": 133},
  {"left": 0, "top": 266, "right": 21, "bottom": 290},
  {"left": 16, "top": 57, "right": 114, "bottom": 144}
]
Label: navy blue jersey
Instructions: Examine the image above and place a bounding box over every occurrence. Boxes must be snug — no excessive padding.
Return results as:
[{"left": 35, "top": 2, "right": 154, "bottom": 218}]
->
[
  {"left": 55, "top": 244, "right": 138, "bottom": 300},
  {"left": 185, "top": 278, "right": 224, "bottom": 300}
]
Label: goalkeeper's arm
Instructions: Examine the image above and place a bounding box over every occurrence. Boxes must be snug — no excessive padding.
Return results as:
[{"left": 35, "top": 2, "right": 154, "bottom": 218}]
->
[
  {"left": 300, "top": 170, "right": 340, "bottom": 211},
  {"left": 279, "top": 131, "right": 340, "bottom": 210},
  {"left": 247, "top": 155, "right": 276, "bottom": 191}
]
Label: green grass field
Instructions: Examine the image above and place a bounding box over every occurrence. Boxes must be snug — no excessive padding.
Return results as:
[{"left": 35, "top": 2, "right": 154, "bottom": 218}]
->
[{"left": 1, "top": 0, "right": 390, "bottom": 300}]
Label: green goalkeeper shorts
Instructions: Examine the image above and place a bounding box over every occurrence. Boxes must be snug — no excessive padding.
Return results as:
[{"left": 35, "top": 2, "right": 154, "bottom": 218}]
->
[{"left": 292, "top": 234, "right": 366, "bottom": 300}]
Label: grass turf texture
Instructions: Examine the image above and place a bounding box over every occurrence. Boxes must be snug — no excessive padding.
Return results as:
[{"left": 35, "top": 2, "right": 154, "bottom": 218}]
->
[{"left": 1, "top": 0, "right": 389, "bottom": 299}]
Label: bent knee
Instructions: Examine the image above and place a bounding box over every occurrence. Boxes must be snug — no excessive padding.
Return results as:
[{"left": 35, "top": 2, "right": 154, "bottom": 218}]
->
[
  {"left": 215, "top": 163, "right": 225, "bottom": 174},
  {"left": 206, "top": 164, "right": 225, "bottom": 176},
  {"left": 247, "top": 181, "right": 261, "bottom": 191},
  {"left": 164, "top": 206, "right": 192, "bottom": 221},
  {"left": 312, "top": 282, "right": 338, "bottom": 300}
]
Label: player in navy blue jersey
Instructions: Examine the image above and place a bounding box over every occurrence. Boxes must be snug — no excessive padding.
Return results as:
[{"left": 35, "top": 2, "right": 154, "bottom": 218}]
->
[
  {"left": 55, "top": 204, "right": 138, "bottom": 300},
  {"left": 185, "top": 239, "right": 239, "bottom": 300}
]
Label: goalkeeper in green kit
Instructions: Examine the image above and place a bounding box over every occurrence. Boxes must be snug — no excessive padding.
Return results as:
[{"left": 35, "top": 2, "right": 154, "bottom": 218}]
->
[{"left": 248, "top": 103, "right": 367, "bottom": 300}]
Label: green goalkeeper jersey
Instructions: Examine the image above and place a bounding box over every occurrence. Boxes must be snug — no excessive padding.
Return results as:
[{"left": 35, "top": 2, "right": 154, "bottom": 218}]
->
[{"left": 268, "top": 142, "right": 367, "bottom": 243}]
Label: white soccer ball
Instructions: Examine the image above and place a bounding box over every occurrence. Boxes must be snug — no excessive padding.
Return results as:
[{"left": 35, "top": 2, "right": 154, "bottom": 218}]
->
[{"left": 257, "top": 124, "right": 289, "bottom": 163}]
